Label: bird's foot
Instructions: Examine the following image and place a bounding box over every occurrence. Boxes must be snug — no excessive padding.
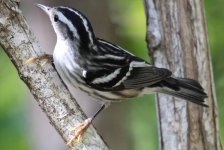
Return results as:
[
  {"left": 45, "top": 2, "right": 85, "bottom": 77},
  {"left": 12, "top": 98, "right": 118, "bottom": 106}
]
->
[
  {"left": 67, "top": 118, "right": 93, "bottom": 145},
  {"left": 25, "top": 54, "right": 53, "bottom": 67}
]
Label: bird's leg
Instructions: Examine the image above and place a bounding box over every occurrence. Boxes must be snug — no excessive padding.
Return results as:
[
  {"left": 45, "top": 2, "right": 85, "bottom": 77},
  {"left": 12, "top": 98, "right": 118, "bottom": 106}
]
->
[
  {"left": 25, "top": 54, "right": 53, "bottom": 67},
  {"left": 67, "top": 105, "right": 105, "bottom": 145}
]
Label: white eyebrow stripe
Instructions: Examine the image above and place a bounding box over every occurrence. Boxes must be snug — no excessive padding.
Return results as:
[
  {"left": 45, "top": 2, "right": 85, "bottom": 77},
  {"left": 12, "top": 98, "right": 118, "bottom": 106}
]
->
[
  {"left": 56, "top": 11, "right": 79, "bottom": 39},
  {"left": 62, "top": 7, "right": 94, "bottom": 46}
]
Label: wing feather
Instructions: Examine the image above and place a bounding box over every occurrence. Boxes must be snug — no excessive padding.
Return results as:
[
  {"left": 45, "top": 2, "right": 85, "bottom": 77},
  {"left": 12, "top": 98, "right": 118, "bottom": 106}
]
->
[
  {"left": 123, "top": 66, "right": 172, "bottom": 88},
  {"left": 82, "top": 39, "right": 172, "bottom": 91},
  {"left": 83, "top": 62, "right": 171, "bottom": 91}
]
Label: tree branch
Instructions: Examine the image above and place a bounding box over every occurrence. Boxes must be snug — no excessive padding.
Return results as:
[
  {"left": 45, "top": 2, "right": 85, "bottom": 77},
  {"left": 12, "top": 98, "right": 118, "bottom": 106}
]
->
[
  {"left": 144, "top": 0, "right": 222, "bottom": 149},
  {"left": 0, "top": 1, "right": 109, "bottom": 149}
]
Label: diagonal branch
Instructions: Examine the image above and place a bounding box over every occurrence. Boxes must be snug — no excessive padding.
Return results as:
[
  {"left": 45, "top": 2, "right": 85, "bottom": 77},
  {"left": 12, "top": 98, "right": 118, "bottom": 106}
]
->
[{"left": 0, "top": 1, "right": 109, "bottom": 149}]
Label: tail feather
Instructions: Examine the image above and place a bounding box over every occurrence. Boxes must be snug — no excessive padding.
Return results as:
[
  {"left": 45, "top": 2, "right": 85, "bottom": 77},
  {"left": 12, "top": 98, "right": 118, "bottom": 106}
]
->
[
  {"left": 175, "top": 78, "right": 207, "bottom": 96},
  {"left": 158, "top": 77, "right": 208, "bottom": 107}
]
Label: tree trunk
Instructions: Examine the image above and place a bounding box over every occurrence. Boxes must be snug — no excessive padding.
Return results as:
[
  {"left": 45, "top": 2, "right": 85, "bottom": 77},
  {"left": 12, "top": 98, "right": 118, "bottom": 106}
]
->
[
  {"left": 0, "top": 1, "right": 109, "bottom": 150},
  {"left": 144, "top": 0, "right": 222, "bottom": 149}
]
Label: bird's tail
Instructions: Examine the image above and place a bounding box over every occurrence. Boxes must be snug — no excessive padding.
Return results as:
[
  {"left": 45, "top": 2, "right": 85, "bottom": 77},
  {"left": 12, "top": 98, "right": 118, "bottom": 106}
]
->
[{"left": 158, "top": 77, "right": 208, "bottom": 107}]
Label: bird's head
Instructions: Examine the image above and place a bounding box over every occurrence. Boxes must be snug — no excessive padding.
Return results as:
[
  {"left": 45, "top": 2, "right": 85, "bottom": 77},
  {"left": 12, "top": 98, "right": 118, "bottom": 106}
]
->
[{"left": 35, "top": 4, "right": 96, "bottom": 48}]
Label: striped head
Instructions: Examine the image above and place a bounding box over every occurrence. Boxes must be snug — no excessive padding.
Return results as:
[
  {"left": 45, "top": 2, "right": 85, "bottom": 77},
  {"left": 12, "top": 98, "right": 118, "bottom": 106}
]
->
[{"left": 35, "top": 4, "right": 96, "bottom": 48}]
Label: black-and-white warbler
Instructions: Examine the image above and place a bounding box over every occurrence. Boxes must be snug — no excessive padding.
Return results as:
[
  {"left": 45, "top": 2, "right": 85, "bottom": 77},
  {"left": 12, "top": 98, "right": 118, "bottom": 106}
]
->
[{"left": 29, "top": 4, "right": 208, "bottom": 145}]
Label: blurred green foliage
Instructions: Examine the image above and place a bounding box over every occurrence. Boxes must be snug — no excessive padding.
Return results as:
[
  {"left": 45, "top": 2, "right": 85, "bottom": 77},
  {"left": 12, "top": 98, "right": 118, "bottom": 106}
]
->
[
  {"left": 204, "top": 0, "right": 224, "bottom": 144},
  {"left": 0, "top": 0, "right": 223, "bottom": 149},
  {"left": 111, "top": 0, "right": 149, "bottom": 61},
  {"left": 0, "top": 50, "right": 30, "bottom": 149}
]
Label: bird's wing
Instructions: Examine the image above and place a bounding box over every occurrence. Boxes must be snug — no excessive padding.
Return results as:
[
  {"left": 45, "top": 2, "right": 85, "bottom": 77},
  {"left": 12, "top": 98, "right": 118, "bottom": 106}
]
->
[
  {"left": 82, "top": 39, "right": 172, "bottom": 91},
  {"left": 122, "top": 63, "right": 172, "bottom": 89},
  {"left": 83, "top": 61, "right": 171, "bottom": 91}
]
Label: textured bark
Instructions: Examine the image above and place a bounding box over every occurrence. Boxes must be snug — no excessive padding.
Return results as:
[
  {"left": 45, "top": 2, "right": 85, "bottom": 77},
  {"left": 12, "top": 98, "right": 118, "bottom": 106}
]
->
[
  {"left": 144, "top": 0, "right": 222, "bottom": 150},
  {"left": 0, "top": 1, "right": 109, "bottom": 150}
]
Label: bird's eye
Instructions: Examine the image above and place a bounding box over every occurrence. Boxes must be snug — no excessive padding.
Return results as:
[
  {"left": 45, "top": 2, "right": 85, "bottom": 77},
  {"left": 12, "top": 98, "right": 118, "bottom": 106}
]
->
[{"left": 54, "top": 15, "right": 59, "bottom": 22}]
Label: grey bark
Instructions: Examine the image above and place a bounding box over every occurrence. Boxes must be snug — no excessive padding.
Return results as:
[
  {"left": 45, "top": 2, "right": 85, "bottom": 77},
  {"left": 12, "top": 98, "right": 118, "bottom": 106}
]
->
[
  {"left": 0, "top": 1, "right": 109, "bottom": 150},
  {"left": 144, "top": 0, "right": 222, "bottom": 150}
]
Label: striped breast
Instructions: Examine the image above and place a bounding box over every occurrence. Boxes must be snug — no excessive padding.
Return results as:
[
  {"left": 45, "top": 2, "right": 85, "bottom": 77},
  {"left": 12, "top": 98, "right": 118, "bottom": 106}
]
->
[{"left": 53, "top": 42, "right": 138, "bottom": 102}]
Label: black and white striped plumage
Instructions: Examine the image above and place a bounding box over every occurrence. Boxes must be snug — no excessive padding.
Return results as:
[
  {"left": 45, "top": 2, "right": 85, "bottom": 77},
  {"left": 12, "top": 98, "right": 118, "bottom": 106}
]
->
[{"left": 36, "top": 4, "right": 208, "bottom": 107}]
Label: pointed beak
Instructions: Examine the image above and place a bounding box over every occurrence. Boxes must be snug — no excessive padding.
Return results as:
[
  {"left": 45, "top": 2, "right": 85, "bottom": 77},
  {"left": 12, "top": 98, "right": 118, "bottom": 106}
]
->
[{"left": 34, "top": 3, "right": 51, "bottom": 15}]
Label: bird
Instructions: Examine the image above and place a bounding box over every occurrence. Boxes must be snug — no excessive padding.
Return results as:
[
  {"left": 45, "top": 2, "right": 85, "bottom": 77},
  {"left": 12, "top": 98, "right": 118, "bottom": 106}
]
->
[{"left": 26, "top": 3, "right": 208, "bottom": 145}]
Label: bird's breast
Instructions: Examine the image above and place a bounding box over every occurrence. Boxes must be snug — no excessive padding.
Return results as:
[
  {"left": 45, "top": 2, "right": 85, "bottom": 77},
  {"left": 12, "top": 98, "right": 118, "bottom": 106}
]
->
[{"left": 53, "top": 43, "right": 84, "bottom": 87}]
